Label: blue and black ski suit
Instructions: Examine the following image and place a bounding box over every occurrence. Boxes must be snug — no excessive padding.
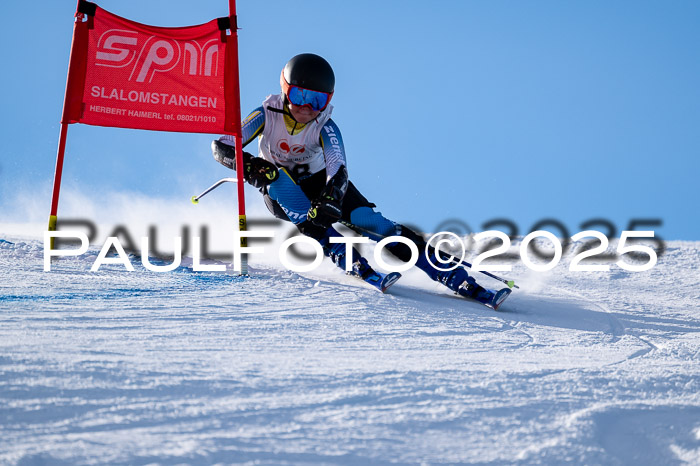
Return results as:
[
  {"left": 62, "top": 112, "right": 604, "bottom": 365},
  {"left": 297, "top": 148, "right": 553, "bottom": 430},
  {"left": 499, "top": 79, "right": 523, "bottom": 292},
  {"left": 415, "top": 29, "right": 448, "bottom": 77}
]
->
[{"left": 217, "top": 93, "right": 476, "bottom": 291}]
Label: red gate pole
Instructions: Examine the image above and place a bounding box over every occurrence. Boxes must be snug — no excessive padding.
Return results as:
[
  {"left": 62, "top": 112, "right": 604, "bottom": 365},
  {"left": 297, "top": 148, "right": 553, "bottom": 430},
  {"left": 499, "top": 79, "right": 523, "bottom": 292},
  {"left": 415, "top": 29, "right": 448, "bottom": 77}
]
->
[
  {"left": 49, "top": 0, "right": 86, "bottom": 248},
  {"left": 48, "top": 123, "right": 69, "bottom": 236},
  {"left": 227, "top": 0, "right": 248, "bottom": 275}
]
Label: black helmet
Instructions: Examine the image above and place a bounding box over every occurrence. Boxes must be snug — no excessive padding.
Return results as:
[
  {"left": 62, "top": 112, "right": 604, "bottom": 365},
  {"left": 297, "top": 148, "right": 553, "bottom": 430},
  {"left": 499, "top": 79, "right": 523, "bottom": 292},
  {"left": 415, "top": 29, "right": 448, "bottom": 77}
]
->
[{"left": 281, "top": 53, "right": 335, "bottom": 93}]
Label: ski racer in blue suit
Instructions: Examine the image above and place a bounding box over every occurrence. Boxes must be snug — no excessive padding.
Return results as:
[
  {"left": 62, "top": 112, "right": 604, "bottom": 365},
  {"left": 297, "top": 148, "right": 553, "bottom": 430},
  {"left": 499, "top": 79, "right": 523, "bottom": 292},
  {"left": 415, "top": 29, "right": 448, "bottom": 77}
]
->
[{"left": 213, "top": 53, "right": 498, "bottom": 302}]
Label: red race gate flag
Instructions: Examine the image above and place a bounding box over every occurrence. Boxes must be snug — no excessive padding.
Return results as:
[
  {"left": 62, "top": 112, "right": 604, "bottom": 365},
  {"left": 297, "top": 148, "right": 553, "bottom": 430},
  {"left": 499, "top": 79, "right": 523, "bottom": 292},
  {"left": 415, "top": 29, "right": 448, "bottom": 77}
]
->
[
  {"left": 62, "top": 0, "right": 237, "bottom": 134},
  {"left": 50, "top": 0, "right": 247, "bottom": 270}
]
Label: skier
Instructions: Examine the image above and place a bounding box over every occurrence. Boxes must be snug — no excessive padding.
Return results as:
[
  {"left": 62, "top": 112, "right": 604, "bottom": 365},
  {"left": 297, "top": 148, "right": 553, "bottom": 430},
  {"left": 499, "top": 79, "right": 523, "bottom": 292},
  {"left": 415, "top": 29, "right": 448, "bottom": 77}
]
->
[{"left": 212, "top": 53, "right": 509, "bottom": 307}]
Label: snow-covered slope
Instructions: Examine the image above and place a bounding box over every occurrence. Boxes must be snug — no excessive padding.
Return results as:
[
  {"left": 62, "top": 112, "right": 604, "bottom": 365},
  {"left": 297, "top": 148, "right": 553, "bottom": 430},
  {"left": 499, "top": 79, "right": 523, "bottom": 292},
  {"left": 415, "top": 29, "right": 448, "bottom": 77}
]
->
[{"left": 1, "top": 234, "right": 699, "bottom": 465}]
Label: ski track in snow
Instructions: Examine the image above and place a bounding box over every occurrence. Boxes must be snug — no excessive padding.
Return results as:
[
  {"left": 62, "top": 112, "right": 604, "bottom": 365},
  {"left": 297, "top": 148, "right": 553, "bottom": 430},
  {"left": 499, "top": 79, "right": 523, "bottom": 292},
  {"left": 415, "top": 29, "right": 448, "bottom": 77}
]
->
[{"left": 1, "top": 235, "right": 699, "bottom": 465}]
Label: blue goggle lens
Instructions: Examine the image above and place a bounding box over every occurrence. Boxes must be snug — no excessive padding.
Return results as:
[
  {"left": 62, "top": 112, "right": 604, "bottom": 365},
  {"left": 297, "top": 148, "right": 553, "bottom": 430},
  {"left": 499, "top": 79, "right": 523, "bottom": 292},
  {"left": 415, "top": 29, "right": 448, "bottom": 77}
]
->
[{"left": 287, "top": 86, "right": 330, "bottom": 111}]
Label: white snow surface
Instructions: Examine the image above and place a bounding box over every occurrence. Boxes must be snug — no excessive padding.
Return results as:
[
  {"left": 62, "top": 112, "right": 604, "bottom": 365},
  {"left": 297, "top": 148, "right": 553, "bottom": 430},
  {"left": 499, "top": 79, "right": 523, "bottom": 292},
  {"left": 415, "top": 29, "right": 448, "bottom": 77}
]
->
[{"left": 1, "top": 228, "right": 699, "bottom": 465}]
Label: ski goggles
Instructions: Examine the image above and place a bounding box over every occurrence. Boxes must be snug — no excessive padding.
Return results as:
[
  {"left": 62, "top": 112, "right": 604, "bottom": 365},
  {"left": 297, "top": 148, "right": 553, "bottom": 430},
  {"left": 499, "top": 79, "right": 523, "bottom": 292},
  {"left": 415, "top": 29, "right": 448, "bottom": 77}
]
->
[{"left": 281, "top": 79, "right": 333, "bottom": 111}]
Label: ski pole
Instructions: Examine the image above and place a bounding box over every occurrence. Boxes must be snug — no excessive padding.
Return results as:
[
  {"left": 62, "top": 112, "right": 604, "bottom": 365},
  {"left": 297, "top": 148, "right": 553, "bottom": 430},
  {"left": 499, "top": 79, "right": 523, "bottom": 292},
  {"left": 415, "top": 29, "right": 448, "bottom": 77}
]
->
[
  {"left": 191, "top": 177, "right": 238, "bottom": 204},
  {"left": 340, "top": 221, "right": 519, "bottom": 289}
]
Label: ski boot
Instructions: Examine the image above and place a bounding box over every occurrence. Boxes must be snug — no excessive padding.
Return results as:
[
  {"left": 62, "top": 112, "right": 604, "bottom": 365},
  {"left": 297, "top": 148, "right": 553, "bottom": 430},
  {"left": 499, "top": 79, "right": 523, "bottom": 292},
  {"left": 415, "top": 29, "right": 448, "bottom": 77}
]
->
[
  {"left": 438, "top": 267, "right": 511, "bottom": 310},
  {"left": 322, "top": 233, "right": 401, "bottom": 293},
  {"left": 457, "top": 281, "right": 512, "bottom": 310},
  {"left": 352, "top": 257, "right": 401, "bottom": 293}
]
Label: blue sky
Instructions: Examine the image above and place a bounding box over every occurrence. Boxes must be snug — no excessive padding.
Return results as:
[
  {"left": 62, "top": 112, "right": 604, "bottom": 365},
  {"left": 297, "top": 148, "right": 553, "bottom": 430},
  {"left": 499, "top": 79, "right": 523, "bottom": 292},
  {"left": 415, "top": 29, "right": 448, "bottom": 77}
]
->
[{"left": 1, "top": 0, "right": 699, "bottom": 240}]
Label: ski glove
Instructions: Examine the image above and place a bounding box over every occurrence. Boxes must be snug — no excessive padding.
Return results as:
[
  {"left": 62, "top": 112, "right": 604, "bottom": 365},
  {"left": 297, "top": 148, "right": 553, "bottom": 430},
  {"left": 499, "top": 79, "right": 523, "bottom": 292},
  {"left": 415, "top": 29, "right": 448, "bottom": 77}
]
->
[
  {"left": 245, "top": 157, "right": 279, "bottom": 188},
  {"left": 307, "top": 166, "right": 348, "bottom": 228},
  {"left": 211, "top": 139, "right": 278, "bottom": 188},
  {"left": 308, "top": 194, "right": 342, "bottom": 228}
]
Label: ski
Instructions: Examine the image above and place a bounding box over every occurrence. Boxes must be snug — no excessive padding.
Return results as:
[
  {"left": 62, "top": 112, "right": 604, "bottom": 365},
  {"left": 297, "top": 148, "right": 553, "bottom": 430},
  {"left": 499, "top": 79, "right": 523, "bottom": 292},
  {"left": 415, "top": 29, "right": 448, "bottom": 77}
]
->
[{"left": 362, "top": 271, "right": 401, "bottom": 293}]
